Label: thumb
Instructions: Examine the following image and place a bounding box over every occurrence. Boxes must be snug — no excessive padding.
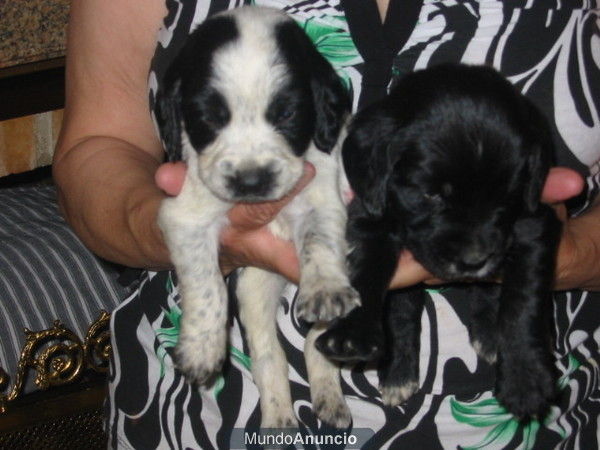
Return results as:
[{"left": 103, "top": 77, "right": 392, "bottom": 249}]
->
[
  {"left": 228, "top": 162, "right": 316, "bottom": 230},
  {"left": 155, "top": 161, "right": 187, "bottom": 196},
  {"left": 541, "top": 167, "right": 583, "bottom": 204}
]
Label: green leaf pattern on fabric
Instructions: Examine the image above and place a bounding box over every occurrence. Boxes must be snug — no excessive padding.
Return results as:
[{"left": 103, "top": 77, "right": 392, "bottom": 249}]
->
[
  {"left": 250, "top": 0, "right": 361, "bottom": 93},
  {"left": 558, "top": 353, "right": 581, "bottom": 390},
  {"left": 155, "top": 274, "right": 253, "bottom": 396},
  {"left": 155, "top": 303, "right": 182, "bottom": 378},
  {"left": 296, "top": 16, "right": 360, "bottom": 91},
  {"left": 451, "top": 396, "right": 536, "bottom": 450},
  {"left": 213, "top": 345, "right": 253, "bottom": 398},
  {"left": 451, "top": 353, "right": 581, "bottom": 449}
]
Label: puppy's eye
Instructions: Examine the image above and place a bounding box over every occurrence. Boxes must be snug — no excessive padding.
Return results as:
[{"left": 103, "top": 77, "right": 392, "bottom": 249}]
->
[
  {"left": 267, "top": 90, "right": 301, "bottom": 126},
  {"left": 191, "top": 90, "right": 230, "bottom": 130},
  {"left": 202, "top": 107, "right": 230, "bottom": 129},
  {"left": 275, "top": 107, "right": 296, "bottom": 123}
]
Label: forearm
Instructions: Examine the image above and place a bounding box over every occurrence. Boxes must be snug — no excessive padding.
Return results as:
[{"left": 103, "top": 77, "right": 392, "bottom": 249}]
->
[
  {"left": 555, "top": 198, "right": 600, "bottom": 291},
  {"left": 54, "top": 136, "right": 170, "bottom": 269}
]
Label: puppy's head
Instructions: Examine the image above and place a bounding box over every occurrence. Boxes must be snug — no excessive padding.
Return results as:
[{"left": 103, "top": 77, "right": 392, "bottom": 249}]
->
[
  {"left": 155, "top": 6, "right": 349, "bottom": 202},
  {"left": 344, "top": 64, "right": 553, "bottom": 280}
]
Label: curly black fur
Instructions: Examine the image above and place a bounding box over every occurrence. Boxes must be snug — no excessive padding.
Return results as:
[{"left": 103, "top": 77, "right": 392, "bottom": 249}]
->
[{"left": 316, "top": 63, "right": 562, "bottom": 420}]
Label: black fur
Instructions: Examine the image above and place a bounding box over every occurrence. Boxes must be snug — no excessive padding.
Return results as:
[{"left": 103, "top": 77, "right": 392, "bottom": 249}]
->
[
  {"left": 275, "top": 21, "right": 350, "bottom": 153},
  {"left": 316, "top": 64, "right": 562, "bottom": 420},
  {"left": 155, "top": 15, "right": 239, "bottom": 161}
]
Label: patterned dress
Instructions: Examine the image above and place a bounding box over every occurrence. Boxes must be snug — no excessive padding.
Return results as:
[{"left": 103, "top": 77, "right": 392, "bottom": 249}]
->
[{"left": 106, "top": 1, "right": 600, "bottom": 448}]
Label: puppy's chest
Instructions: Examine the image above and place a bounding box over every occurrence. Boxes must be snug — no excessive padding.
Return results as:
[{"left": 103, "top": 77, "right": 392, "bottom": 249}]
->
[
  {"left": 269, "top": 195, "right": 314, "bottom": 240},
  {"left": 269, "top": 143, "right": 348, "bottom": 240}
]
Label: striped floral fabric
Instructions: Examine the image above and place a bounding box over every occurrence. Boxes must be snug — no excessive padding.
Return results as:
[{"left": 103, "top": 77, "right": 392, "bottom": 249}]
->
[
  {"left": 107, "top": 1, "right": 600, "bottom": 448},
  {"left": 0, "top": 184, "right": 130, "bottom": 392}
]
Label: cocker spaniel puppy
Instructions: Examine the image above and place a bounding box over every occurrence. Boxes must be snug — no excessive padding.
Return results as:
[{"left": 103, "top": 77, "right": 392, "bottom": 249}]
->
[
  {"left": 317, "top": 63, "right": 561, "bottom": 420},
  {"left": 155, "top": 6, "right": 358, "bottom": 428}
]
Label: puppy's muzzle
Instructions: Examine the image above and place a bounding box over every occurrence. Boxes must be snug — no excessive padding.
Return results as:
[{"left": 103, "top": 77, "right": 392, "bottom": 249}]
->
[
  {"left": 223, "top": 162, "right": 280, "bottom": 200},
  {"left": 457, "top": 242, "right": 493, "bottom": 271},
  {"left": 436, "top": 231, "right": 506, "bottom": 278}
]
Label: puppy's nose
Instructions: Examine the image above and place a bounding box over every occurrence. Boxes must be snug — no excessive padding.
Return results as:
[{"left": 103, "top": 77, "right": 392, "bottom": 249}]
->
[
  {"left": 460, "top": 251, "right": 488, "bottom": 269},
  {"left": 228, "top": 166, "right": 274, "bottom": 198}
]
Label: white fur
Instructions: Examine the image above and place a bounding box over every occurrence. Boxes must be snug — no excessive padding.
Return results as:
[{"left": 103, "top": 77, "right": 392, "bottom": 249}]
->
[
  {"left": 380, "top": 381, "right": 420, "bottom": 407},
  {"left": 158, "top": 6, "right": 356, "bottom": 428},
  {"left": 305, "top": 324, "right": 352, "bottom": 428},
  {"left": 193, "top": 9, "right": 304, "bottom": 203}
]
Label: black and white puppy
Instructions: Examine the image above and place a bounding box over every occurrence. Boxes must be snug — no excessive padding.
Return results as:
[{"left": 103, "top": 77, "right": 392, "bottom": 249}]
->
[
  {"left": 155, "top": 7, "right": 358, "bottom": 428},
  {"left": 316, "top": 64, "right": 562, "bottom": 419}
]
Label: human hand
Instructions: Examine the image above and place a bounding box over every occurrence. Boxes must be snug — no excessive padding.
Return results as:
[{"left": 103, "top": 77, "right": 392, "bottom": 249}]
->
[
  {"left": 155, "top": 161, "right": 315, "bottom": 282},
  {"left": 157, "top": 164, "right": 586, "bottom": 289},
  {"left": 388, "top": 167, "right": 585, "bottom": 290},
  {"left": 551, "top": 169, "right": 600, "bottom": 291}
]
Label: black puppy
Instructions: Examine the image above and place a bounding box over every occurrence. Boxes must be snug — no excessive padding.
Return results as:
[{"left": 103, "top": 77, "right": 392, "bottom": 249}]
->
[{"left": 316, "top": 63, "right": 562, "bottom": 419}]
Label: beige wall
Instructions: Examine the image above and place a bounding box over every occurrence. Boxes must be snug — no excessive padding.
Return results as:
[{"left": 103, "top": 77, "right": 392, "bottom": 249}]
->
[{"left": 0, "top": 110, "right": 63, "bottom": 177}]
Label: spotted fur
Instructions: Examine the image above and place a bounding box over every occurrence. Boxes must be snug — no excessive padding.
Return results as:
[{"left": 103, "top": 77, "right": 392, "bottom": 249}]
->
[{"left": 156, "top": 6, "right": 357, "bottom": 428}]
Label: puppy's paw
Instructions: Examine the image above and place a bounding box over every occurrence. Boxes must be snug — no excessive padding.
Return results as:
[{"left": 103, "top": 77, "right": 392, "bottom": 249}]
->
[
  {"left": 312, "top": 389, "right": 352, "bottom": 429},
  {"left": 469, "top": 319, "right": 498, "bottom": 364},
  {"left": 315, "top": 320, "right": 383, "bottom": 362},
  {"left": 175, "top": 327, "right": 227, "bottom": 385},
  {"left": 380, "top": 381, "right": 419, "bottom": 407},
  {"left": 259, "top": 391, "right": 298, "bottom": 429},
  {"left": 261, "top": 410, "right": 298, "bottom": 429},
  {"left": 296, "top": 284, "right": 360, "bottom": 322},
  {"left": 495, "top": 354, "right": 557, "bottom": 420},
  {"left": 471, "top": 339, "right": 497, "bottom": 365},
  {"left": 379, "top": 357, "right": 420, "bottom": 407}
]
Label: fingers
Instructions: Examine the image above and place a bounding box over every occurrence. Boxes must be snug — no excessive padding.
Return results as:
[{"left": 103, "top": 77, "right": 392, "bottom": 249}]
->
[
  {"left": 218, "top": 162, "right": 314, "bottom": 278},
  {"left": 218, "top": 226, "right": 301, "bottom": 282},
  {"left": 220, "top": 162, "right": 314, "bottom": 278},
  {"left": 388, "top": 250, "right": 440, "bottom": 289},
  {"left": 254, "top": 236, "right": 301, "bottom": 282},
  {"left": 392, "top": 167, "right": 584, "bottom": 290},
  {"left": 156, "top": 159, "right": 314, "bottom": 281},
  {"left": 542, "top": 167, "right": 583, "bottom": 204},
  {"left": 155, "top": 161, "right": 316, "bottom": 229},
  {"left": 165, "top": 161, "right": 579, "bottom": 289}
]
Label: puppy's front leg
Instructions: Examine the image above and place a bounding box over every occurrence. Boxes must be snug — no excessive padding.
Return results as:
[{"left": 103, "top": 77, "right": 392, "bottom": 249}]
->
[
  {"left": 379, "top": 287, "right": 426, "bottom": 407},
  {"left": 236, "top": 268, "right": 297, "bottom": 428},
  {"left": 293, "top": 155, "right": 360, "bottom": 323},
  {"left": 159, "top": 181, "right": 229, "bottom": 385},
  {"left": 495, "top": 206, "right": 561, "bottom": 419},
  {"left": 305, "top": 323, "right": 351, "bottom": 429},
  {"left": 468, "top": 284, "right": 501, "bottom": 364},
  {"left": 316, "top": 205, "right": 401, "bottom": 362},
  {"left": 293, "top": 208, "right": 360, "bottom": 322}
]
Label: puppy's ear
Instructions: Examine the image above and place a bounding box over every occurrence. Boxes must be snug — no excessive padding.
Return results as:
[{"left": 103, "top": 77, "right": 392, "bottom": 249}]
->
[
  {"left": 277, "top": 21, "right": 350, "bottom": 153},
  {"left": 522, "top": 99, "right": 554, "bottom": 212},
  {"left": 308, "top": 54, "right": 350, "bottom": 153},
  {"left": 343, "top": 109, "right": 399, "bottom": 217},
  {"left": 155, "top": 74, "right": 183, "bottom": 162}
]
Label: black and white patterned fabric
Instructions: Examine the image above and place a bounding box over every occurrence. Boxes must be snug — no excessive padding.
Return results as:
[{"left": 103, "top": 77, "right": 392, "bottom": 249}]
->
[
  {"left": 107, "top": 1, "right": 600, "bottom": 448},
  {"left": 0, "top": 184, "right": 130, "bottom": 392}
]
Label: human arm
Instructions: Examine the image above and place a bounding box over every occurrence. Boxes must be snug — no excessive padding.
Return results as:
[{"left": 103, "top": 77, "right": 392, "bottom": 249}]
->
[
  {"left": 554, "top": 194, "right": 600, "bottom": 291},
  {"left": 53, "top": 0, "right": 170, "bottom": 269}
]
